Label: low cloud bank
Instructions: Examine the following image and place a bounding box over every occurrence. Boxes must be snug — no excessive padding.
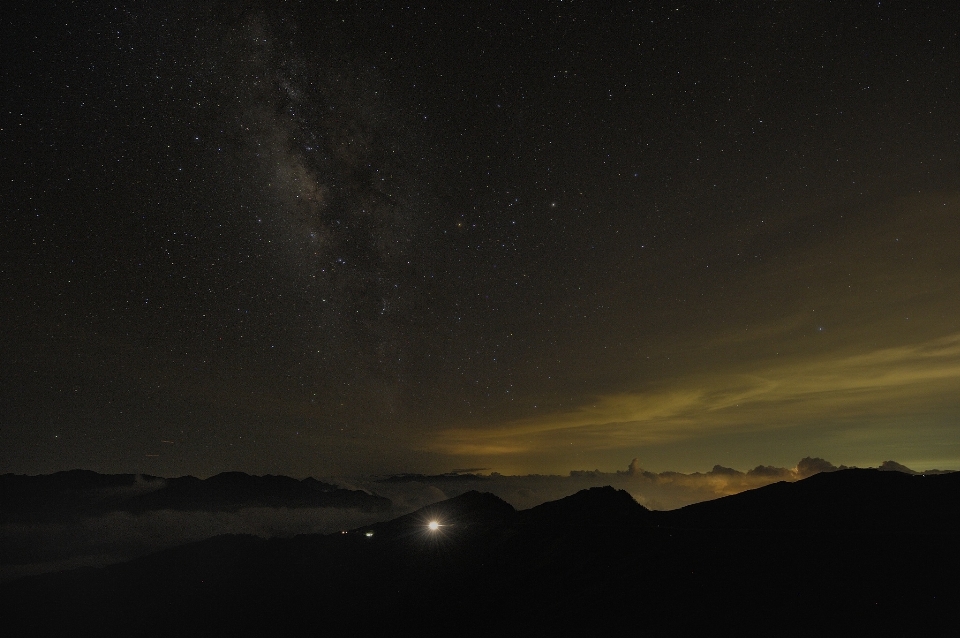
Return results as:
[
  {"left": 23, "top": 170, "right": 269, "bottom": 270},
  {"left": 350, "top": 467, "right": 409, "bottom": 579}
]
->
[{"left": 353, "top": 457, "right": 952, "bottom": 512}]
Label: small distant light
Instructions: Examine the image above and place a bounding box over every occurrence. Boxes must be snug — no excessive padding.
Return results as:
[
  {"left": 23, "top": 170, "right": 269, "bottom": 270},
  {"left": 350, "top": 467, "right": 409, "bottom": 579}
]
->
[
  {"left": 428, "top": 521, "right": 440, "bottom": 531},
  {"left": 365, "top": 531, "right": 374, "bottom": 537}
]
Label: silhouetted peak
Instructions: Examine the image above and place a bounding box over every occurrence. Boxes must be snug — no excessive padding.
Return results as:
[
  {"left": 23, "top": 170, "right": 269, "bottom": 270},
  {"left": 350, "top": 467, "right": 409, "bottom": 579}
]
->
[
  {"left": 360, "top": 491, "right": 515, "bottom": 540},
  {"left": 416, "top": 490, "right": 516, "bottom": 523},
  {"left": 523, "top": 486, "right": 648, "bottom": 526},
  {"left": 445, "top": 489, "right": 512, "bottom": 509}
]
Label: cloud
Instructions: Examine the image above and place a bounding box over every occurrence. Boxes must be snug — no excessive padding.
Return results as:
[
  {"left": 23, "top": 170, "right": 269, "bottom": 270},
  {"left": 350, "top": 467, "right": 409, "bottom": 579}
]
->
[
  {"left": 877, "top": 460, "right": 918, "bottom": 475},
  {"left": 796, "top": 457, "right": 840, "bottom": 478},
  {"left": 417, "top": 194, "right": 960, "bottom": 475},
  {"left": 354, "top": 456, "right": 882, "bottom": 515},
  {"left": 430, "top": 333, "right": 960, "bottom": 465},
  {"left": 368, "top": 482, "right": 451, "bottom": 512},
  {"left": 746, "top": 465, "right": 794, "bottom": 480}
]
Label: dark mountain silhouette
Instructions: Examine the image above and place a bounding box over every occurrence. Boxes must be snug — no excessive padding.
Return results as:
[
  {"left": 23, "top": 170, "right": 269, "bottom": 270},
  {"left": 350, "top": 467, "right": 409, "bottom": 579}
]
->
[
  {"left": 655, "top": 468, "right": 960, "bottom": 531},
  {"left": 520, "top": 485, "right": 649, "bottom": 526},
  {"left": 0, "top": 470, "right": 390, "bottom": 522},
  {"left": 0, "top": 469, "right": 159, "bottom": 520},
  {"left": 377, "top": 471, "right": 491, "bottom": 483},
  {"left": 360, "top": 489, "right": 516, "bottom": 541},
  {"left": 4, "top": 469, "right": 958, "bottom": 635},
  {"left": 124, "top": 471, "right": 390, "bottom": 513}
]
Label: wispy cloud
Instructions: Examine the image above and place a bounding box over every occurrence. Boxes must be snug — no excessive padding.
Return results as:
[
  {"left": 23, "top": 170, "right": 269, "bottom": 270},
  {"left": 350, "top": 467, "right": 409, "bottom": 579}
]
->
[{"left": 432, "top": 333, "right": 960, "bottom": 458}]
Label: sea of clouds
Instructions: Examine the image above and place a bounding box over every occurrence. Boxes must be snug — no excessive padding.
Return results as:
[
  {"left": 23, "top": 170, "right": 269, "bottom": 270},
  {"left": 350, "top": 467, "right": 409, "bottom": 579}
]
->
[{"left": 2, "top": 457, "right": 946, "bottom": 582}]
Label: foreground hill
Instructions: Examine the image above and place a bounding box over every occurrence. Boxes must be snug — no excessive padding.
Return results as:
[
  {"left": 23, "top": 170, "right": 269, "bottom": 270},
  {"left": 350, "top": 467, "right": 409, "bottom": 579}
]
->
[
  {"left": 656, "top": 467, "right": 960, "bottom": 530},
  {"left": 4, "top": 470, "right": 958, "bottom": 635}
]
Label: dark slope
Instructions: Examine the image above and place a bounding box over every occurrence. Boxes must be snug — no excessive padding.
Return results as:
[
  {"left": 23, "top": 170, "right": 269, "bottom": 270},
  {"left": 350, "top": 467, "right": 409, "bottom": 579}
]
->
[
  {"left": 655, "top": 468, "right": 960, "bottom": 530},
  {"left": 520, "top": 485, "right": 649, "bottom": 526},
  {"left": 361, "top": 489, "right": 517, "bottom": 539},
  {"left": 4, "top": 472, "right": 959, "bottom": 636},
  {"left": 4, "top": 492, "right": 523, "bottom": 636}
]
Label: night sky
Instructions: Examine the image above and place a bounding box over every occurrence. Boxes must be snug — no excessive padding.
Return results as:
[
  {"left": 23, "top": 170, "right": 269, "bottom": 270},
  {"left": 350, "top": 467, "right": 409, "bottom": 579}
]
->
[{"left": 3, "top": 1, "right": 959, "bottom": 479}]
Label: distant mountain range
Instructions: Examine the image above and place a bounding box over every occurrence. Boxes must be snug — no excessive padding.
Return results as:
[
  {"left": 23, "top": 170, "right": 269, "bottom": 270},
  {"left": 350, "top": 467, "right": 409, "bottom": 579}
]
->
[
  {"left": 0, "top": 469, "right": 390, "bottom": 522},
  {"left": 4, "top": 468, "right": 958, "bottom": 635}
]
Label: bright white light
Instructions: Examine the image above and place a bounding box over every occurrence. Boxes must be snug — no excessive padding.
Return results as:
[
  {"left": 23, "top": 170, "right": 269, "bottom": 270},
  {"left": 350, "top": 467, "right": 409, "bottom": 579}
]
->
[{"left": 428, "top": 521, "right": 440, "bottom": 531}]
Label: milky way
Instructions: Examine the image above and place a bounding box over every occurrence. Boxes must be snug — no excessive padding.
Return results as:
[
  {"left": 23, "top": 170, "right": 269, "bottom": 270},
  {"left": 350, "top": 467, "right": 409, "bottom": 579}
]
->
[
  {"left": 3, "top": 1, "right": 958, "bottom": 477},
  {"left": 214, "top": 8, "right": 440, "bottom": 384}
]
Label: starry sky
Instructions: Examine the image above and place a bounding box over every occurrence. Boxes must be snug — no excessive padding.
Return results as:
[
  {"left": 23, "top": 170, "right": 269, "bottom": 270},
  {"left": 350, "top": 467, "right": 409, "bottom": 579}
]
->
[{"left": 3, "top": 1, "right": 959, "bottom": 478}]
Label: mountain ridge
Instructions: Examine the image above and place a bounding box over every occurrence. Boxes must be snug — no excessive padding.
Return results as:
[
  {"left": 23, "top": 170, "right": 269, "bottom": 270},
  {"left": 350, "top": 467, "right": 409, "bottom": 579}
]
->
[
  {"left": 0, "top": 470, "right": 390, "bottom": 521},
  {"left": 4, "top": 467, "right": 959, "bottom": 635},
  {"left": 655, "top": 467, "right": 960, "bottom": 531}
]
